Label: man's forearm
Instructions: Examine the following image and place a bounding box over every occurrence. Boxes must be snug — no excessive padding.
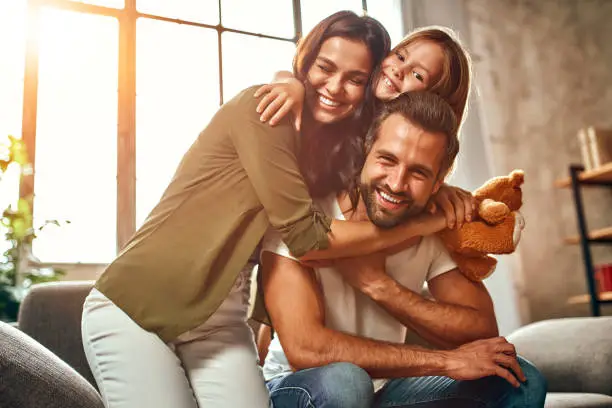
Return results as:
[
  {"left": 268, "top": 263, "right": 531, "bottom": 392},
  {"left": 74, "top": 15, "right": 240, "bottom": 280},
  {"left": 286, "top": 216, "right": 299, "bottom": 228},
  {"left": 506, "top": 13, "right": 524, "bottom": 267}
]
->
[
  {"left": 365, "top": 278, "right": 498, "bottom": 349},
  {"left": 289, "top": 325, "right": 449, "bottom": 379}
]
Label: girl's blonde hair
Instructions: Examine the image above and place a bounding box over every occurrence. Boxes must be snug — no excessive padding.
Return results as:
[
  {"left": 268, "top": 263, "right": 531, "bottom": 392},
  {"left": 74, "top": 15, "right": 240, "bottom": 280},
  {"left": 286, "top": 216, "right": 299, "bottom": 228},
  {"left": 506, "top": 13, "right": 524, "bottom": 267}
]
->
[{"left": 393, "top": 26, "right": 472, "bottom": 128}]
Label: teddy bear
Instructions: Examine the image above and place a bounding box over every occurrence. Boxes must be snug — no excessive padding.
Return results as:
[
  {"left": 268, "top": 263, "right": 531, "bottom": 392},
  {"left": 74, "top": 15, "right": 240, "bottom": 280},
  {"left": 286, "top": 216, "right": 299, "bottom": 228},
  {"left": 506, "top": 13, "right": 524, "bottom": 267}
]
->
[{"left": 437, "top": 170, "right": 526, "bottom": 281}]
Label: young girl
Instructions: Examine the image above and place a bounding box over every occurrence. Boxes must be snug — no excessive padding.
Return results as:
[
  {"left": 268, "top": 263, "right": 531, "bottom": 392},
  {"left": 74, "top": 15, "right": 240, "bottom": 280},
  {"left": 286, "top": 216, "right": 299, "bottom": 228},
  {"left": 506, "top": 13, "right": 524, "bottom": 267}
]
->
[{"left": 81, "top": 12, "right": 450, "bottom": 408}]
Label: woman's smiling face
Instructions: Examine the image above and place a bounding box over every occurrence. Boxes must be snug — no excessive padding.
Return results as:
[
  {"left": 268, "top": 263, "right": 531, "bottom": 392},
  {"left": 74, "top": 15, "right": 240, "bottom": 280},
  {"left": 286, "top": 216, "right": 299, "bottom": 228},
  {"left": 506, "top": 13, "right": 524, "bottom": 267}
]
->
[
  {"left": 375, "top": 39, "right": 445, "bottom": 101},
  {"left": 304, "top": 36, "right": 373, "bottom": 124}
]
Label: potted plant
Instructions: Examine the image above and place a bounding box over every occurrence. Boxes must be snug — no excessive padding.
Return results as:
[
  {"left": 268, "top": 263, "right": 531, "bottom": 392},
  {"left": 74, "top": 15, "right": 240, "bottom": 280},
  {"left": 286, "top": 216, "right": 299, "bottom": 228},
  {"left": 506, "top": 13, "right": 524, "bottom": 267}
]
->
[{"left": 0, "top": 135, "right": 66, "bottom": 321}]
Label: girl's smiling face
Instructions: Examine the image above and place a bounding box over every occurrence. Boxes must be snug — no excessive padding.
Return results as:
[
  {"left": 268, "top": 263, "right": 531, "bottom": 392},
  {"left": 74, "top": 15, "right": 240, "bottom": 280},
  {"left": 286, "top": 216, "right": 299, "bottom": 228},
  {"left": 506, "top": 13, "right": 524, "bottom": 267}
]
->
[{"left": 375, "top": 40, "right": 445, "bottom": 101}]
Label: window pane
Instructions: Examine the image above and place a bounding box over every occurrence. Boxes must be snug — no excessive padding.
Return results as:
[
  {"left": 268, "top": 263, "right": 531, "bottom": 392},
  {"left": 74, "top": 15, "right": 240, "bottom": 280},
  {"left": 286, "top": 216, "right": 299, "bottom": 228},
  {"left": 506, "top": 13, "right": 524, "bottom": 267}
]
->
[
  {"left": 221, "top": 0, "right": 294, "bottom": 38},
  {"left": 0, "top": 1, "right": 26, "bottom": 259},
  {"left": 367, "top": 0, "right": 404, "bottom": 45},
  {"left": 136, "top": 19, "right": 219, "bottom": 228},
  {"left": 34, "top": 8, "right": 118, "bottom": 263},
  {"left": 137, "top": 0, "right": 219, "bottom": 25},
  {"left": 0, "top": 0, "right": 26, "bottom": 141},
  {"left": 222, "top": 33, "right": 295, "bottom": 102},
  {"left": 300, "top": 0, "right": 364, "bottom": 35},
  {"left": 68, "top": 0, "right": 124, "bottom": 9}
]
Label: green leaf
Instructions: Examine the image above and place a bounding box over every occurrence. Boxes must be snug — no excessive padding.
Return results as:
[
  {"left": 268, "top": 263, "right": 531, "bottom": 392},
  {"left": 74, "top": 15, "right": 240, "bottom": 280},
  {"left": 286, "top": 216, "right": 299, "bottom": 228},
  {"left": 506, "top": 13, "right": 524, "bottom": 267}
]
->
[
  {"left": 8, "top": 136, "right": 29, "bottom": 167},
  {"left": 11, "top": 219, "right": 27, "bottom": 241},
  {"left": 16, "top": 198, "right": 31, "bottom": 215}
]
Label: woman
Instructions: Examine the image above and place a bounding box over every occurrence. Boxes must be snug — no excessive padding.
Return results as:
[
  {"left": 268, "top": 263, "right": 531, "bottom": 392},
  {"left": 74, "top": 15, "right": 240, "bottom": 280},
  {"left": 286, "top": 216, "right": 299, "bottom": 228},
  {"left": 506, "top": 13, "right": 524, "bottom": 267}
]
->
[
  {"left": 81, "top": 12, "right": 449, "bottom": 408},
  {"left": 256, "top": 25, "right": 475, "bottom": 228}
]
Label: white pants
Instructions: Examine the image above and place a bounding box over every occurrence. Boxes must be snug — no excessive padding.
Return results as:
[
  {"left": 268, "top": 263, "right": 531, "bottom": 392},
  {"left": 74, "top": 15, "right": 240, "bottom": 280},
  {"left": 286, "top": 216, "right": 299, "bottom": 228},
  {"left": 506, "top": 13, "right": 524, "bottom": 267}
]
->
[{"left": 81, "top": 288, "right": 270, "bottom": 408}]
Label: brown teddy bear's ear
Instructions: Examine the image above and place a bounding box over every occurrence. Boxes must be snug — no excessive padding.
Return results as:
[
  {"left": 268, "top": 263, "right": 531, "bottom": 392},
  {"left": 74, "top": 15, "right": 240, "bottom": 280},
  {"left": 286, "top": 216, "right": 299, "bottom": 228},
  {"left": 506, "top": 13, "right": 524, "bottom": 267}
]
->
[{"left": 510, "top": 170, "right": 525, "bottom": 187}]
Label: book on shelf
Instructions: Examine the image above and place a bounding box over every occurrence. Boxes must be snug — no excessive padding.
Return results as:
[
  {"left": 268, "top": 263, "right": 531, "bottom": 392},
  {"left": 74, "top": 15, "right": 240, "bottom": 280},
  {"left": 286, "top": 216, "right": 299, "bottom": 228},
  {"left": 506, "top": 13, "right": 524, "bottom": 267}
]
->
[
  {"left": 577, "top": 126, "right": 612, "bottom": 170},
  {"left": 577, "top": 128, "right": 593, "bottom": 170}
]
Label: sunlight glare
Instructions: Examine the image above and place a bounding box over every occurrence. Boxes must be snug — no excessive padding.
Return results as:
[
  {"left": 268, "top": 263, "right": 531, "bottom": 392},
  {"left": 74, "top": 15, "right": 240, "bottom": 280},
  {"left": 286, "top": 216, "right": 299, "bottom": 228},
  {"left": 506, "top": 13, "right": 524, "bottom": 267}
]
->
[
  {"left": 68, "top": 0, "right": 124, "bottom": 9},
  {"left": 137, "top": 0, "right": 218, "bottom": 25},
  {"left": 221, "top": 0, "right": 294, "bottom": 38},
  {"left": 0, "top": 0, "right": 26, "bottom": 143},
  {"left": 33, "top": 7, "right": 118, "bottom": 263}
]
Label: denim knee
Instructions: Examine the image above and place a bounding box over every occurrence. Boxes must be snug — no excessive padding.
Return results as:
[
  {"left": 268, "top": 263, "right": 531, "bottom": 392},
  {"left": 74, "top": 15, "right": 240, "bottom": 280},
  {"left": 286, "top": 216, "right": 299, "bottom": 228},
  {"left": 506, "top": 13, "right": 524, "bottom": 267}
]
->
[
  {"left": 269, "top": 362, "right": 374, "bottom": 408},
  {"left": 517, "top": 356, "right": 548, "bottom": 407},
  {"left": 318, "top": 362, "right": 374, "bottom": 408}
]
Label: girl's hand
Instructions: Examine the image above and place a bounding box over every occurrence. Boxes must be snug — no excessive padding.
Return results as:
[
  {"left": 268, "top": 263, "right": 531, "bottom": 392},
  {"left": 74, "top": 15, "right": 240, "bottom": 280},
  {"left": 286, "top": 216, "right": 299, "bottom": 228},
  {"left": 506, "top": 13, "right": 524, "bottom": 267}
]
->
[
  {"left": 430, "top": 184, "right": 476, "bottom": 230},
  {"left": 254, "top": 78, "right": 305, "bottom": 131},
  {"left": 411, "top": 212, "right": 449, "bottom": 236}
]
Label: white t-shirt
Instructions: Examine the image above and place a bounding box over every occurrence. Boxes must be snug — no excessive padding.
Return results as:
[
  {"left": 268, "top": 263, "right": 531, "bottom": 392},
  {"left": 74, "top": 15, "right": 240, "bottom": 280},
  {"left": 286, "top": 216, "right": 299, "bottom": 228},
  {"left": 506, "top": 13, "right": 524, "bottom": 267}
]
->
[
  {"left": 174, "top": 258, "right": 255, "bottom": 343},
  {"left": 261, "top": 195, "right": 457, "bottom": 391}
]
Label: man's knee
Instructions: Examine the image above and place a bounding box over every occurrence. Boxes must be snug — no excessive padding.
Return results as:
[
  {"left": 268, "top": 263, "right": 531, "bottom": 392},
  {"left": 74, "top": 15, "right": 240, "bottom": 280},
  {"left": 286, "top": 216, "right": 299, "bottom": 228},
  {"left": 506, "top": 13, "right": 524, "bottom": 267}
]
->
[
  {"left": 270, "top": 362, "right": 374, "bottom": 408},
  {"left": 517, "top": 356, "right": 548, "bottom": 405},
  {"left": 300, "top": 362, "right": 373, "bottom": 408},
  {"left": 318, "top": 363, "right": 374, "bottom": 407},
  {"left": 323, "top": 362, "right": 373, "bottom": 387}
]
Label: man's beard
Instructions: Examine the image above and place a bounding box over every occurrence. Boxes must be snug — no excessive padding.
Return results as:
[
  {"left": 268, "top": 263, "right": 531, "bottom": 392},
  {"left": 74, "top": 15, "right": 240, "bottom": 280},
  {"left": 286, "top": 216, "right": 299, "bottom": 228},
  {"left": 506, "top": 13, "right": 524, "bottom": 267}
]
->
[{"left": 360, "top": 183, "right": 430, "bottom": 229}]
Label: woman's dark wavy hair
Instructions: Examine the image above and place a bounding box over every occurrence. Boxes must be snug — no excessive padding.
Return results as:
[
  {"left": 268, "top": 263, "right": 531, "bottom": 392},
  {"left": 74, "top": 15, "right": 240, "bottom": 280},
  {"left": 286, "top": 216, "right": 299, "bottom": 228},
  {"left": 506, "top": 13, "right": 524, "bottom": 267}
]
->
[{"left": 293, "top": 11, "right": 391, "bottom": 207}]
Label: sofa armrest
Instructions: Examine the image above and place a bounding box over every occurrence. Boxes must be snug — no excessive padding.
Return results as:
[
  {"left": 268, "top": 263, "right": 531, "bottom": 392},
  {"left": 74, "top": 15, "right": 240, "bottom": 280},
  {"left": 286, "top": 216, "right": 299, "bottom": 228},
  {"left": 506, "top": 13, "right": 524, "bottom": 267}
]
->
[
  {"left": 0, "top": 320, "right": 103, "bottom": 408},
  {"left": 17, "top": 281, "right": 96, "bottom": 388},
  {"left": 507, "top": 317, "right": 612, "bottom": 395}
]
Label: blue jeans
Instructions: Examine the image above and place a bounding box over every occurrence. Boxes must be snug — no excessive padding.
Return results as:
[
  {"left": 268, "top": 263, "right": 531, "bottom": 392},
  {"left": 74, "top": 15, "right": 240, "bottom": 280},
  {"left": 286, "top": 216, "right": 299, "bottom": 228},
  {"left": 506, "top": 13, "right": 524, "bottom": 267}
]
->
[{"left": 266, "top": 357, "right": 547, "bottom": 408}]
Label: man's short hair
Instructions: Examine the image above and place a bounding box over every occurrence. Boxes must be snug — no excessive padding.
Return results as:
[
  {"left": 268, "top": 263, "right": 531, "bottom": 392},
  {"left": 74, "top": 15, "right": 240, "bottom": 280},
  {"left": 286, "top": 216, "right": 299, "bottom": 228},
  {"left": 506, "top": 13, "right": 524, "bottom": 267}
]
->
[{"left": 365, "top": 91, "right": 460, "bottom": 178}]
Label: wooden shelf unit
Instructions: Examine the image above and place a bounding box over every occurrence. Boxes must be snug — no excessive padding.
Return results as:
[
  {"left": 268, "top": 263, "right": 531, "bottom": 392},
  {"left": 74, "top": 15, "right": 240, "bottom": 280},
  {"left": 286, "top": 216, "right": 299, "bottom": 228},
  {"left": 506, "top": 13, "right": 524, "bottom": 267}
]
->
[
  {"left": 568, "top": 291, "right": 612, "bottom": 305},
  {"left": 555, "top": 162, "right": 612, "bottom": 188},
  {"left": 555, "top": 164, "right": 612, "bottom": 316},
  {"left": 564, "top": 226, "right": 612, "bottom": 245}
]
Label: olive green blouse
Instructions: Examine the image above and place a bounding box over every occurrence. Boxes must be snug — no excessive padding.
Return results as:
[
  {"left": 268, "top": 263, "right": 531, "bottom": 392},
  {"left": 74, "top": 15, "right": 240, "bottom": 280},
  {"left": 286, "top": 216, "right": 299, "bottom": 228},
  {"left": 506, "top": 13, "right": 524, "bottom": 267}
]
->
[{"left": 95, "top": 86, "right": 332, "bottom": 343}]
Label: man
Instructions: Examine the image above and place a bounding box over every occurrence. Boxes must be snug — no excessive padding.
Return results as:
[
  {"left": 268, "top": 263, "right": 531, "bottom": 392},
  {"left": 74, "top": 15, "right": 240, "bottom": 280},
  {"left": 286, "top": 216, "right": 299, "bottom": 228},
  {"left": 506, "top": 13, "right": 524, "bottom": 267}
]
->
[{"left": 259, "top": 91, "right": 547, "bottom": 408}]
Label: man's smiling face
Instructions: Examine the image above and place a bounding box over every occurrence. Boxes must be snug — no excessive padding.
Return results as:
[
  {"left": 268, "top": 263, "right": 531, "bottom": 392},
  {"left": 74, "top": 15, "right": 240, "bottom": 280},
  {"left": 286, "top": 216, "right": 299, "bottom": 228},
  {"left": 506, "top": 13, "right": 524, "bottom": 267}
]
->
[{"left": 360, "top": 113, "right": 447, "bottom": 228}]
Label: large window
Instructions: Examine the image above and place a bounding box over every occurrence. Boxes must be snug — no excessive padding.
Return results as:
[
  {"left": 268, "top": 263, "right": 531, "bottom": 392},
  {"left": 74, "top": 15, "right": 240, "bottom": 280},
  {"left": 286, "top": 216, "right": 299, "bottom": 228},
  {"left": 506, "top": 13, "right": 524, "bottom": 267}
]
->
[{"left": 2, "top": 0, "right": 402, "bottom": 264}]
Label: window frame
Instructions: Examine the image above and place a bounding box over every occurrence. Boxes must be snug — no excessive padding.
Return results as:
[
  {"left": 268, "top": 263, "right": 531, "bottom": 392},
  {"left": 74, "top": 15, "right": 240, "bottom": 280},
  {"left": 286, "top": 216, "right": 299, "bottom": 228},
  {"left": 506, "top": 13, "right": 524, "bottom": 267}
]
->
[{"left": 19, "top": 0, "right": 369, "bottom": 259}]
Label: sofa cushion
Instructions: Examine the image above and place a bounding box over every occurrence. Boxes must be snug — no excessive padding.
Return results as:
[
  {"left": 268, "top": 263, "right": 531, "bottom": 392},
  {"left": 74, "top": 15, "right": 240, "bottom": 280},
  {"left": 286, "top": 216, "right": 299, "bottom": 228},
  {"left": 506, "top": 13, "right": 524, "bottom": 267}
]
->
[
  {"left": 0, "top": 320, "right": 103, "bottom": 408},
  {"left": 545, "top": 393, "right": 612, "bottom": 408},
  {"left": 508, "top": 317, "right": 612, "bottom": 395},
  {"left": 18, "top": 280, "right": 96, "bottom": 387}
]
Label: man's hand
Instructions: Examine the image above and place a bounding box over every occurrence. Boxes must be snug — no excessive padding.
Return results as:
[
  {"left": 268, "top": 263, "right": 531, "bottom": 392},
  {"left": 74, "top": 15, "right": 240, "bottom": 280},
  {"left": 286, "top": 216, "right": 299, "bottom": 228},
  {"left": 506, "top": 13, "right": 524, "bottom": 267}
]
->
[
  {"left": 444, "top": 337, "right": 526, "bottom": 387},
  {"left": 333, "top": 252, "right": 389, "bottom": 294}
]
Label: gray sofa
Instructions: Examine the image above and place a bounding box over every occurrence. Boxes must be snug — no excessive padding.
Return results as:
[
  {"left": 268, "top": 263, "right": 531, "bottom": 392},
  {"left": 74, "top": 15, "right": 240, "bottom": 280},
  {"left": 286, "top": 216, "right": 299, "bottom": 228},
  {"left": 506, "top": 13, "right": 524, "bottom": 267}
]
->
[
  {"left": 507, "top": 317, "right": 612, "bottom": 408},
  {"left": 1, "top": 281, "right": 611, "bottom": 408},
  {"left": 0, "top": 281, "right": 103, "bottom": 408}
]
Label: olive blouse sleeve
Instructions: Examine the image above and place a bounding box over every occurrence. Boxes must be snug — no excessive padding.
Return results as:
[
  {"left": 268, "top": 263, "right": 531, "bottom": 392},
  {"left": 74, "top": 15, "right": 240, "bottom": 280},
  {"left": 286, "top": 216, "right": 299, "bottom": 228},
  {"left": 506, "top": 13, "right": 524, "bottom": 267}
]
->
[{"left": 228, "top": 87, "right": 331, "bottom": 257}]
